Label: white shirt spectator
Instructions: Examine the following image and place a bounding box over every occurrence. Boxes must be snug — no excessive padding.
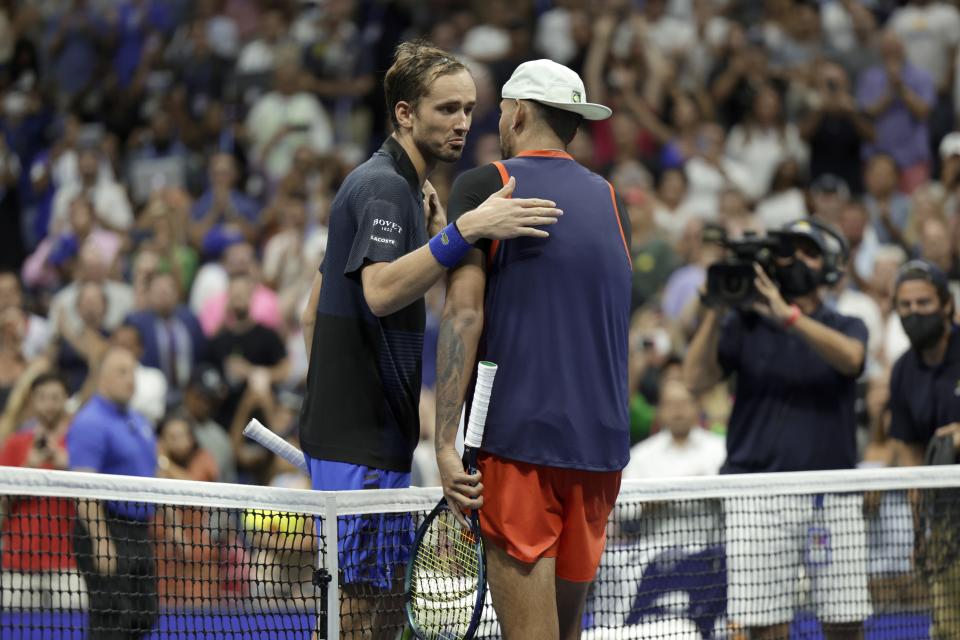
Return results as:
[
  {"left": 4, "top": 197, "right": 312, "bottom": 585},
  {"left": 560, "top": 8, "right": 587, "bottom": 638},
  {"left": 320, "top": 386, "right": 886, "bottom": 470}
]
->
[
  {"left": 725, "top": 125, "right": 808, "bottom": 201},
  {"left": 132, "top": 364, "right": 167, "bottom": 425},
  {"left": 50, "top": 179, "right": 133, "bottom": 233},
  {"left": 756, "top": 188, "right": 807, "bottom": 230},
  {"left": 836, "top": 286, "right": 885, "bottom": 378},
  {"left": 189, "top": 262, "right": 227, "bottom": 316},
  {"left": 682, "top": 156, "right": 753, "bottom": 220},
  {"left": 889, "top": 2, "right": 960, "bottom": 89},
  {"left": 624, "top": 428, "right": 726, "bottom": 479},
  {"left": 48, "top": 280, "right": 134, "bottom": 335},
  {"left": 246, "top": 91, "right": 333, "bottom": 182},
  {"left": 22, "top": 313, "right": 51, "bottom": 361},
  {"left": 534, "top": 7, "right": 578, "bottom": 64},
  {"left": 653, "top": 202, "right": 695, "bottom": 244},
  {"left": 646, "top": 14, "right": 696, "bottom": 58}
]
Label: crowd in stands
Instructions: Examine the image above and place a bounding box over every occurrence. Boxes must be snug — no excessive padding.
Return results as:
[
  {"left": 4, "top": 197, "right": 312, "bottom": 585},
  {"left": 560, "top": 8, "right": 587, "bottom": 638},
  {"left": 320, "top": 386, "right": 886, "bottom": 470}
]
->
[{"left": 0, "top": 0, "right": 960, "bottom": 614}]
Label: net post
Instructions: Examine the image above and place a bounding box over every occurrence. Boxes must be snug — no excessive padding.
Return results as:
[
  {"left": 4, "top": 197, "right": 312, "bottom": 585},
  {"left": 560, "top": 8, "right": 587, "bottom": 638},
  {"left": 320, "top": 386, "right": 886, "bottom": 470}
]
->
[{"left": 325, "top": 492, "right": 340, "bottom": 640}]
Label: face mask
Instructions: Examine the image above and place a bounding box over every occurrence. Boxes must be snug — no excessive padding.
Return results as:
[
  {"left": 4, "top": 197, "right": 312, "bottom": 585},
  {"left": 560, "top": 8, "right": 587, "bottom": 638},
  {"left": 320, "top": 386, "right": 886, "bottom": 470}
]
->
[
  {"left": 901, "top": 311, "right": 946, "bottom": 351},
  {"left": 775, "top": 260, "right": 819, "bottom": 298}
]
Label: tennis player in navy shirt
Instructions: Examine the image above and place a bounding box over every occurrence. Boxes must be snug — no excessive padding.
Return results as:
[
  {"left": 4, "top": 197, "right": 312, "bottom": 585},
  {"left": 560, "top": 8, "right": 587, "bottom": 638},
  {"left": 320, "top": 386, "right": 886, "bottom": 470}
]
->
[
  {"left": 435, "top": 59, "right": 632, "bottom": 640},
  {"left": 68, "top": 346, "right": 158, "bottom": 639},
  {"left": 684, "top": 219, "right": 871, "bottom": 640},
  {"left": 297, "top": 41, "right": 563, "bottom": 638}
]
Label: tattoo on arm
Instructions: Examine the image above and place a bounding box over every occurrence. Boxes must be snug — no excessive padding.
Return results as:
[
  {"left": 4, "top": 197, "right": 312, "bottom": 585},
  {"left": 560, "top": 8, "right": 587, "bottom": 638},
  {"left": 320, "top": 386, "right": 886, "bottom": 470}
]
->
[{"left": 435, "top": 313, "right": 474, "bottom": 451}]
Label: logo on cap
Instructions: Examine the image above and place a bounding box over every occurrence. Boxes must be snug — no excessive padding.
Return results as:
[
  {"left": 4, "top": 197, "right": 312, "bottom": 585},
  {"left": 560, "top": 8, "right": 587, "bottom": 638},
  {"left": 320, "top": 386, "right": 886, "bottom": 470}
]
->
[{"left": 572, "top": 90, "right": 582, "bottom": 103}]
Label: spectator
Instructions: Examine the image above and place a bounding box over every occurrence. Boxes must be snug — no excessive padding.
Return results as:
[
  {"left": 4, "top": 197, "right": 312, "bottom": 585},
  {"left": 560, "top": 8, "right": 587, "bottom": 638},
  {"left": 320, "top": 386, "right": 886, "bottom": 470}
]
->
[
  {"left": 194, "top": 241, "right": 281, "bottom": 337},
  {"left": 755, "top": 158, "right": 807, "bottom": 231},
  {"left": 0, "top": 269, "right": 49, "bottom": 360},
  {"left": 684, "top": 218, "right": 870, "bottom": 639},
  {"left": 110, "top": 322, "right": 166, "bottom": 425},
  {"left": 622, "top": 380, "right": 725, "bottom": 478},
  {"left": 886, "top": 260, "right": 960, "bottom": 639},
  {"left": 189, "top": 153, "right": 259, "bottom": 253},
  {"left": 51, "top": 280, "right": 109, "bottom": 396},
  {"left": 725, "top": 83, "right": 808, "bottom": 202},
  {"left": 67, "top": 346, "right": 158, "bottom": 639},
  {"left": 261, "top": 195, "right": 309, "bottom": 293},
  {"left": 125, "top": 270, "right": 206, "bottom": 393},
  {"left": 0, "top": 373, "right": 75, "bottom": 581},
  {"left": 183, "top": 363, "right": 236, "bottom": 484},
  {"left": 45, "top": 0, "right": 108, "bottom": 104},
  {"left": 863, "top": 154, "right": 911, "bottom": 250},
  {"left": 156, "top": 411, "right": 219, "bottom": 482},
  {"left": 50, "top": 145, "right": 133, "bottom": 235},
  {"left": 801, "top": 61, "right": 874, "bottom": 195},
  {"left": 207, "top": 273, "right": 288, "bottom": 429},
  {"left": 858, "top": 31, "right": 935, "bottom": 192},
  {"left": 838, "top": 199, "right": 879, "bottom": 291},
  {"left": 683, "top": 121, "right": 752, "bottom": 220},
  {"left": 245, "top": 54, "right": 333, "bottom": 184},
  {"left": 888, "top": 0, "right": 959, "bottom": 154},
  {"left": 652, "top": 168, "right": 694, "bottom": 243},
  {"left": 235, "top": 6, "right": 294, "bottom": 76},
  {"left": 47, "top": 239, "right": 134, "bottom": 335},
  {"left": 809, "top": 173, "right": 852, "bottom": 228}
]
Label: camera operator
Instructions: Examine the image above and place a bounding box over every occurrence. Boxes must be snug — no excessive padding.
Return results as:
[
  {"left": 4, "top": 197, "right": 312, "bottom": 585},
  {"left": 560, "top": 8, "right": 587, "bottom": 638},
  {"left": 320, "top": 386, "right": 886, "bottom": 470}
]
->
[
  {"left": 683, "top": 218, "right": 870, "bottom": 640},
  {"left": 886, "top": 260, "right": 960, "bottom": 639}
]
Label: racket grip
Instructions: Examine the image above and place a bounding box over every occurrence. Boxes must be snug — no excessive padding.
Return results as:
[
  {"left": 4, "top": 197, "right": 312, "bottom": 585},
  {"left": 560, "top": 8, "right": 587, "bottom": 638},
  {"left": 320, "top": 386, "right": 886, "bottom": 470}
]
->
[{"left": 243, "top": 418, "right": 309, "bottom": 474}]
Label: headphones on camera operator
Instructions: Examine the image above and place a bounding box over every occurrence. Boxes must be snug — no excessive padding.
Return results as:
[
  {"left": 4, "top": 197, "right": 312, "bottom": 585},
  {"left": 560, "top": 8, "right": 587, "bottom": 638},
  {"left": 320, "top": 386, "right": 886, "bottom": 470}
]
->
[{"left": 781, "top": 217, "right": 850, "bottom": 287}]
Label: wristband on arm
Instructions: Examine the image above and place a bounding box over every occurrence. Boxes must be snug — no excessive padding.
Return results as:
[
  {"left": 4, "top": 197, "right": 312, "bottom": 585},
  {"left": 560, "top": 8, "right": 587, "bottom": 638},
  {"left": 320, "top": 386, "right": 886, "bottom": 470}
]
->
[
  {"left": 428, "top": 221, "right": 472, "bottom": 268},
  {"left": 783, "top": 304, "right": 801, "bottom": 329}
]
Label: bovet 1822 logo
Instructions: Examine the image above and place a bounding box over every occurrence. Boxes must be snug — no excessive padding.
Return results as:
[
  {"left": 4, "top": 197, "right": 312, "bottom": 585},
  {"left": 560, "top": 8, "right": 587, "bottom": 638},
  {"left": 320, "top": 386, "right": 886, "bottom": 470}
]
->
[{"left": 373, "top": 219, "right": 403, "bottom": 235}]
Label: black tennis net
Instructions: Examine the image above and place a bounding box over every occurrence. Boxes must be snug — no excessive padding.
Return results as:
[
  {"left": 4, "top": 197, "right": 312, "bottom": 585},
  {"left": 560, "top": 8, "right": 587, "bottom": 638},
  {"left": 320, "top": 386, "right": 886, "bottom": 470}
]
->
[{"left": 1, "top": 466, "right": 958, "bottom": 639}]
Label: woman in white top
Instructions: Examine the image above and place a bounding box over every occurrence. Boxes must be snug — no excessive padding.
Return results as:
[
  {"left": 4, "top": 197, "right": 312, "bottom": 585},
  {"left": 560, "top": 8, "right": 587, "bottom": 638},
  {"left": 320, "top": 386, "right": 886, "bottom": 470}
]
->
[{"left": 725, "top": 84, "right": 808, "bottom": 202}]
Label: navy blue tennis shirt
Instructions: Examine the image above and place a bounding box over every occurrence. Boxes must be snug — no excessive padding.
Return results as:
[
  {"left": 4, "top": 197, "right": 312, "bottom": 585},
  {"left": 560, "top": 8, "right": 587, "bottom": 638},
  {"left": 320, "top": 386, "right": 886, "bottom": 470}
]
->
[
  {"left": 67, "top": 394, "right": 157, "bottom": 520},
  {"left": 448, "top": 151, "right": 633, "bottom": 472},
  {"left": 890, "top": 325, "right": 960, "bottom": 447},
  {"left": 718, "top": 306, "right": 868, "bottom": 473},
  {"left": 299, "top": 137, "right": 427, "bottom": 472}
]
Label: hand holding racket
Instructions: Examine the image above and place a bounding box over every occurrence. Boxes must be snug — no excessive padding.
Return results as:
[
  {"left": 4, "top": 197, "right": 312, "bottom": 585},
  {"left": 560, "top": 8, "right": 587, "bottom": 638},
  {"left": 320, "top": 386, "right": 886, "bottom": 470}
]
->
[{"left": 405, "top": 361, "right": 497, "bottom": 640}]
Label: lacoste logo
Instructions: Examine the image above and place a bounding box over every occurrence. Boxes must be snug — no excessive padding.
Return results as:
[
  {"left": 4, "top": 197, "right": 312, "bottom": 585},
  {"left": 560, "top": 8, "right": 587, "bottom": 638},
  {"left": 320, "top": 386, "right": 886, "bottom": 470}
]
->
[
  {"left": 441, "top": 231, "right": 450, "bottom": 245},
  {"left": 572, "top": 90, "right": 582, "bottom": 103}
]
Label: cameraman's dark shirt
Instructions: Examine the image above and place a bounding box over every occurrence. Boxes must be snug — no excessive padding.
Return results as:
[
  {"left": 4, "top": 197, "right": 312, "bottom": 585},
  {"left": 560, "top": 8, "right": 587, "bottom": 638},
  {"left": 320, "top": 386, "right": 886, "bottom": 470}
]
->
[
  {"left": 889, "top": 325, "right": 960, "bottom": 448},
  {"left": 718, "top": 305, "right": 867, "bottom": 473}
]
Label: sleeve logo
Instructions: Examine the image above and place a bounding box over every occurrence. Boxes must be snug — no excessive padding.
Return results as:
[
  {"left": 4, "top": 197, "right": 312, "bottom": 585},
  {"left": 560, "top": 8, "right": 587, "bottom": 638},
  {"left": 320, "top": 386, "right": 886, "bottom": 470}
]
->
[{"left": 372, "top": 218, "right": 403, "bottom": 235}]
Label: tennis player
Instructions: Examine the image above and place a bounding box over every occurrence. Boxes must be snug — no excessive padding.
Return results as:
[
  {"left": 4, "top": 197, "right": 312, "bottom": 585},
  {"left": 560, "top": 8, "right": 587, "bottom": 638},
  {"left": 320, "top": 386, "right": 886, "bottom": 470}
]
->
[
  {"left": 297, "top": 41, "right": 562, "bottom": 639},
  {"left": 434, "top": 59, "right": 632, "bottom": 640}
]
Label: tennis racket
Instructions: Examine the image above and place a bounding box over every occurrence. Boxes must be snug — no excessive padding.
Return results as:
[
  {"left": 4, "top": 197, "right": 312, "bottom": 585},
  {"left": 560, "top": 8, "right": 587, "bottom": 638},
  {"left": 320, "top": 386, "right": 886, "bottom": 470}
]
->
[{"left": 404, "top": 361, "right": 498, "bottom": 640}]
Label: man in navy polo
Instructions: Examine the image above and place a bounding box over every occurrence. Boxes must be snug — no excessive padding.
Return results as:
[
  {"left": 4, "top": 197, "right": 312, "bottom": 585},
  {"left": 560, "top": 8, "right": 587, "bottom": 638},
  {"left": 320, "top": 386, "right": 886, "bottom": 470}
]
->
[
  {"left": 684, "top": 219, "right": 871, "bottom": 640},
  {"left": 68, "top": 346, "right": 158, "bottom": 640},
  {"left": 887, "top": 260, "right": 960, "bottom": 638}
]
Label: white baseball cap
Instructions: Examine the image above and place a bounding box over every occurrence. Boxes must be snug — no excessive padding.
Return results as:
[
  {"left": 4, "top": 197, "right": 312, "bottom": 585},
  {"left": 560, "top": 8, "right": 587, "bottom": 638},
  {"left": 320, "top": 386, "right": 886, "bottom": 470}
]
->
[
  {"left": 501, "top": 59, "right": 612, "bottom": 121},
  {"left": 940, "top": 132, "right": 960, "bottom": 159}
]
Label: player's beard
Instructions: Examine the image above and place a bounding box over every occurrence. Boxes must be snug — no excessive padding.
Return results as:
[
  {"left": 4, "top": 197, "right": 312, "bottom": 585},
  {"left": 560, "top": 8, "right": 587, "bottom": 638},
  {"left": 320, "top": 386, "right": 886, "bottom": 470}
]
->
[{"left": 417, "top": 135, "right": 463, "bottom": 164}]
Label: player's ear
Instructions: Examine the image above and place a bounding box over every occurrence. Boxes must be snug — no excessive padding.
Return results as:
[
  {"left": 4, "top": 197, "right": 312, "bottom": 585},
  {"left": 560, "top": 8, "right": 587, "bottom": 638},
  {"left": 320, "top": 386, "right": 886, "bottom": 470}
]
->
[
  {"left": 395, "top": 100, "right": 416, "bottom": 131},
  {"left": 512, "top": 99, "right": 526, "bottom": 133}
]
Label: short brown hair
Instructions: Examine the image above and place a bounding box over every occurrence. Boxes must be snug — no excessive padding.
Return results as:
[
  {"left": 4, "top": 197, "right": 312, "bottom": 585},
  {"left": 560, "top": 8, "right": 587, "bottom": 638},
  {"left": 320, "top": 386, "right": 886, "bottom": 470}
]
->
[{"left": 384, "top": 40, "right": 467, "bottom": 129}]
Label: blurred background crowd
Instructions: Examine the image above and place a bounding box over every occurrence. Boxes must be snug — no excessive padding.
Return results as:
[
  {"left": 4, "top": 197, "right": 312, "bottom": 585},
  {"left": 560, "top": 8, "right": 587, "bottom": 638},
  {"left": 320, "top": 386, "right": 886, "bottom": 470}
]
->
[{"left": 0, "top": 0, "right": 957, "bottom": 493}]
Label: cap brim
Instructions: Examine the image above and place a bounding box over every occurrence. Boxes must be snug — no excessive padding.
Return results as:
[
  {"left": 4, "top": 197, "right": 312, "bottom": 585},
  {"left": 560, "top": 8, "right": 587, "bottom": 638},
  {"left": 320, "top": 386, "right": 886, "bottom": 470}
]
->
[{"left": 535, "top": 99, "right": 612, "bottom": 121}]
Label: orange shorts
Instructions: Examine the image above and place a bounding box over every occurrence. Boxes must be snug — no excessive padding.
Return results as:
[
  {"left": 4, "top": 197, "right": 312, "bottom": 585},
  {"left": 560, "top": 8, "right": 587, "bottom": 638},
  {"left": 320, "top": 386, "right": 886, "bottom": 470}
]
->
[{"left": 477, "top": 453, "right": 621, "bottom": 582}]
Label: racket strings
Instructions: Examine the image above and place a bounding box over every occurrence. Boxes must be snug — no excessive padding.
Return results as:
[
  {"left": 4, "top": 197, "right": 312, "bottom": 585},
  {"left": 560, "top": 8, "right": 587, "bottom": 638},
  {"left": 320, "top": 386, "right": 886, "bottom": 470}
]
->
[{"left": 409, "top": 511, "right": 481, "bottom": 636}]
